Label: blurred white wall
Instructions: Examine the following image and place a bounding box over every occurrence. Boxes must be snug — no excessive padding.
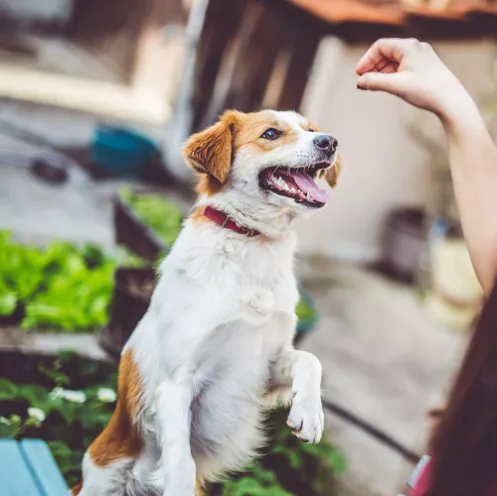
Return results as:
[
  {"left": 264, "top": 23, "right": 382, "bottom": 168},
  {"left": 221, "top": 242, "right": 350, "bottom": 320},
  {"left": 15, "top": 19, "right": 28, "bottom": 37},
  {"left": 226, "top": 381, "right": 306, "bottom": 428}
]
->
[
  {"left": 299, "top": 38, "right": 497, "bottom": 262},
  {"left": 0, "top": 0, "right": 73, "bottom": 22}
]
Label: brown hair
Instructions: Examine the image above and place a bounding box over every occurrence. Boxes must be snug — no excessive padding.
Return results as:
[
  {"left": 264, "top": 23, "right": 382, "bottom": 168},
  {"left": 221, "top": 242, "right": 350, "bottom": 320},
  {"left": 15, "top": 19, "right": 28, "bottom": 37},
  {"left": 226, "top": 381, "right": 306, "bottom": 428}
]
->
[{"left": 427, "top": 283, "right": 497, "bottom": 495}]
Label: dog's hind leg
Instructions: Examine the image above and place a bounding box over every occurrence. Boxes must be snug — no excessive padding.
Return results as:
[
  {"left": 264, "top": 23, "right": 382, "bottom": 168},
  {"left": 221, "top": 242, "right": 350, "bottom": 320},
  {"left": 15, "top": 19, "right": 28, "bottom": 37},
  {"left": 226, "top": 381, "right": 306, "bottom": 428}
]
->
[
  {"left": 74, "top": 452, "right": 136, "bottom": 496},
  {"left": 73, "top": 350, "right": 143, "bottom": 495}
]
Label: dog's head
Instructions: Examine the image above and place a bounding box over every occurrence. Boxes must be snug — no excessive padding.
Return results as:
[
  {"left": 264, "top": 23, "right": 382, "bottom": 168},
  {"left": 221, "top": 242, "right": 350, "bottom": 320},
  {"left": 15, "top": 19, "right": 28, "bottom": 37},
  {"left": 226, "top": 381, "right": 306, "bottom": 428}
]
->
[{"left": 183, "top": 109, "right": 341, "bottom": 217}]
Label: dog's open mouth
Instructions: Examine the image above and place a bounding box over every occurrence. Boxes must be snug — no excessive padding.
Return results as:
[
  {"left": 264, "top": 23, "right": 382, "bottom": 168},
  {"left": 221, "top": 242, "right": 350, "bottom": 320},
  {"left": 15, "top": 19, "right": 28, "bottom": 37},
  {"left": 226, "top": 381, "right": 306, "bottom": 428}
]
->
[{"left": 259, "top": 163, "right": 330, "bottom": 208}]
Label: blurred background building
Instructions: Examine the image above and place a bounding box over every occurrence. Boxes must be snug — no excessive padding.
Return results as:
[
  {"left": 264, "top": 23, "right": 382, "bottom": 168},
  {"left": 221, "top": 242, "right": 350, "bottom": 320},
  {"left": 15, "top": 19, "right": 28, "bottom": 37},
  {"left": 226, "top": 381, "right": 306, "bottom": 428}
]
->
[
  {"left": 0, "top": 1, "right": 496, "bottom": 495},
  {"left": 1, "top": 0, "right": 496, "bottom": 259}
]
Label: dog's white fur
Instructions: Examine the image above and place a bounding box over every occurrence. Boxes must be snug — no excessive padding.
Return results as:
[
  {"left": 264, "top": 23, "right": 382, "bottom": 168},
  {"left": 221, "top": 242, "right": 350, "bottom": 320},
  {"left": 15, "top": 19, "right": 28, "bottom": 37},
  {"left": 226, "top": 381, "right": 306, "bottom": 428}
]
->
[{"left": 79, "top": 110, "right": 338, "bottom": 495}]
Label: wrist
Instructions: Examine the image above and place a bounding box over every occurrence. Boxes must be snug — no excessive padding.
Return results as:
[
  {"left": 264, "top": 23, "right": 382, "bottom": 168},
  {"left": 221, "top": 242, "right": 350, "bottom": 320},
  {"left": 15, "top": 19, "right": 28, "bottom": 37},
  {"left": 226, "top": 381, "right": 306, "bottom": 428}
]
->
[
  {"left": 437, "top": 89, "right": 482, "bottom": 138},
  {"left": 440, "top": 92, "right": 494, "bottom": 161}
]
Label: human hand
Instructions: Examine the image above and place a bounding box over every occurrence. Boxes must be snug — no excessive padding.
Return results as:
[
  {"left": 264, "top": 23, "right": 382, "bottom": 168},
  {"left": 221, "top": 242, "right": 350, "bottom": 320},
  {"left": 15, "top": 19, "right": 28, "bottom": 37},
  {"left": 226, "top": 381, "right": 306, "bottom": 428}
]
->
[{"left": 356, "top": 38, "right": 470, "bottom": 121}]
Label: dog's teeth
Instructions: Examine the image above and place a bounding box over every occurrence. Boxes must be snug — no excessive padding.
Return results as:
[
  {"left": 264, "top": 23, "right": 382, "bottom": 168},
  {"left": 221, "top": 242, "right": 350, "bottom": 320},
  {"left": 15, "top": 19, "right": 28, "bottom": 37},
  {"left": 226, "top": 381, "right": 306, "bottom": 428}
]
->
[{"left": 306, "top": 191, "right": 311, "bottom": 201}]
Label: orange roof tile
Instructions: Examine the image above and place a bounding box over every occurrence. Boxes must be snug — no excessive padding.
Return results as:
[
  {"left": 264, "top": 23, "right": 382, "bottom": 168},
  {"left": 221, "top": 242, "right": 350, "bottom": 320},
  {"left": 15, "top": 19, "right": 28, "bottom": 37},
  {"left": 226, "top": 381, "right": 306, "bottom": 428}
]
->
[
  {"left": 286, "top": 0, "right": 497, "bottom": 25},
  {"left": 288, "top": 0, "right": 405, "bottom": 24}
]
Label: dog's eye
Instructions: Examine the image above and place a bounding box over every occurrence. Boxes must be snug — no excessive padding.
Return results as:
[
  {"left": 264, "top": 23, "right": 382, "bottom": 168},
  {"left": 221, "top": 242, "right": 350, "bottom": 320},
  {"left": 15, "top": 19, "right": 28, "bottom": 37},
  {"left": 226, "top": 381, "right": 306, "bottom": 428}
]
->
[
  {"left": 261, "top": 128, "right": 281, "bottom": 140},
  {"left": 309, "top": 128, "right": 315, "bottom": 132}
]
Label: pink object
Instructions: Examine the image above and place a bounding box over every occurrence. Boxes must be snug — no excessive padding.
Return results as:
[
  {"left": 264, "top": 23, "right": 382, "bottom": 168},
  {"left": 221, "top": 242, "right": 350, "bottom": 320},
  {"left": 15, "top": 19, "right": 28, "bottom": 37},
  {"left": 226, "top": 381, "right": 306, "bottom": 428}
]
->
[
  {"left": 407, "top": 456, "right": 431, "bottom": 496},
  {"left": 203, "top": 206, "right": 260, "bottom": 238},
  {"left": 290, "top": 170, "right": 328, "bottom": 203}
]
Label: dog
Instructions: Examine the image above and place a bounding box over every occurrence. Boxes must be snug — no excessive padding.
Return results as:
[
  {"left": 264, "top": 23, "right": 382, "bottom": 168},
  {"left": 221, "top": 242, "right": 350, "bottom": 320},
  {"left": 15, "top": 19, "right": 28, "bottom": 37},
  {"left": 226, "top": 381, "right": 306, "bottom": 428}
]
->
[{"left": 73, "top": 109, "right": 341, "bottom": 495}]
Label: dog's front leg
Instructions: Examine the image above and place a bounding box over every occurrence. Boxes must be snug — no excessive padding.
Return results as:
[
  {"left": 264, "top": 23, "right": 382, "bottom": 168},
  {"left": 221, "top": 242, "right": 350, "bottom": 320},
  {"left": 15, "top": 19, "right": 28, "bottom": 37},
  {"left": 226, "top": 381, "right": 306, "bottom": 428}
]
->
[
  {"left": 155, "top": 378, "right": 196, "bottom": 496},
  {"left": 270, "top": 349, "right": 324, "bottom": 444}
]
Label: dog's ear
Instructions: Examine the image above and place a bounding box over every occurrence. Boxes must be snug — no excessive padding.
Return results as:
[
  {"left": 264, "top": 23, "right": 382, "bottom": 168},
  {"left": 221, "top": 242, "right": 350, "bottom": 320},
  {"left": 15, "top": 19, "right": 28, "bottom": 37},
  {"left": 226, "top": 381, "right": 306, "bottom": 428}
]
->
[
  {"left": 183, "top": 111, "right": 239, "bottom": 185},
  {"left": 322, "top": 153, "right": 342, "bottom": 188}
]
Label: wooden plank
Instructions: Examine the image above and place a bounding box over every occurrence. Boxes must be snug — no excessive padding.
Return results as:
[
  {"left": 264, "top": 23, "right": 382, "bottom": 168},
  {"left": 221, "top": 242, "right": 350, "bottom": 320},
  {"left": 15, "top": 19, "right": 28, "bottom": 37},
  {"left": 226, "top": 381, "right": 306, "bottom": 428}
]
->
[
  {"left": 0, "top": 439, "right": 40, "bottom": 495},
  {"left": 224, "top": 2, "right": 283, "bottom": 113},
  {"left": 274, "top": 27, "right": 320, "bottom": 111},
  {"left": 20, "top": 439, "right": 69, "bottom": 496},
  {"left": 191, "top": 0, "right": 245, "bottom": 131}
]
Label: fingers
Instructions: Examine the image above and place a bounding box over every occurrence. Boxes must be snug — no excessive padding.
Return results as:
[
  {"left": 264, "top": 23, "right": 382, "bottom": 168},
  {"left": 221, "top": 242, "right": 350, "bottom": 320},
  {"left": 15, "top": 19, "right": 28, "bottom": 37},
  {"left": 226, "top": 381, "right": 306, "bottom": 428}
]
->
[
  {"left": 355, "top": 38, "right": 420, "bottom": 75},
  {"left": 375, "top": 60, "right": 398, "bottom": 74},
  {"left": 356, "top": 71, "right": 406, "bottom": 93}
]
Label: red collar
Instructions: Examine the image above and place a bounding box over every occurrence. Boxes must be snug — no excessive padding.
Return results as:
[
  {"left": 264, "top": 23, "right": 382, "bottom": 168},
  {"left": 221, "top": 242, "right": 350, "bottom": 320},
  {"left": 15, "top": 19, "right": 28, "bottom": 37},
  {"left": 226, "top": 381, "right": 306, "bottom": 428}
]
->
[{"left": 203, "top": 206, "right": 260, "bottom": 238}]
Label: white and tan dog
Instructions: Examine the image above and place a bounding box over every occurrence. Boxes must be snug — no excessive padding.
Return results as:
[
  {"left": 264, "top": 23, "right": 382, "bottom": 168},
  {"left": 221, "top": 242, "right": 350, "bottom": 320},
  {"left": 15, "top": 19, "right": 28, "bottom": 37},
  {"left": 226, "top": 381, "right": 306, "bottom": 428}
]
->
[{"left": 74, "top": 109, "right": 341, "bottom": 496}]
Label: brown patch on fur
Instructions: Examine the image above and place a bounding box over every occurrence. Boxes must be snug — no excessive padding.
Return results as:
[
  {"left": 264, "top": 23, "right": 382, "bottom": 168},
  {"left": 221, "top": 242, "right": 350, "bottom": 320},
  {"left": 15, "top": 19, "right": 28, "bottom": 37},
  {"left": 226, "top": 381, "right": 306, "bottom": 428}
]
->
[
  {"left": 71, "top": 350, "right": 143, "bottom": 493},
  {"left": 184, "top": 110, "right": 242, "bottom": 196},
  {"left": 321, "top": 152, "right": 342, "bottom": 188},
  {"left": 307, "top": 120, "right": 320, "bottom": 133},
  {"left": 233, "top": 111, "right": 300, "bottom": 153},
  {"left": 190, "top": 206, "right": 208, "bottom": 225},
  {"left": 184, "top": 109, "right": 324, "bottom": 195},
  {"left": 71, "top": 481, "right": 82, "bottom": 495},
  {"left": 89, "top": 349, "right": 142, "bottom": 465},
  {"left": 196, "top": 478, "right": 206, "bottom": 496}
]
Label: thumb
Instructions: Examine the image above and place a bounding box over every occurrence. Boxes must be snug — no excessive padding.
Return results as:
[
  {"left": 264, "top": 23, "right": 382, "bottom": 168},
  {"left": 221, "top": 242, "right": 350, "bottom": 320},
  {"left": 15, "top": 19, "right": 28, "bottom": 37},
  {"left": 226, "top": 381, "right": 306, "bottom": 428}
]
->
[{"left": 356, "top": 71, "right": 405, "bottom": 94}]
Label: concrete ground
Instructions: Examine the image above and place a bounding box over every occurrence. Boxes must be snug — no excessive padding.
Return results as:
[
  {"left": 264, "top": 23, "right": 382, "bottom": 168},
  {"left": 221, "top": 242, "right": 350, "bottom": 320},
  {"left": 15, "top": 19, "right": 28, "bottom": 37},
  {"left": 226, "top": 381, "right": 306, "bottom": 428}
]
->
[
  {"left": 298, "top": 257, "right": 467, "bottom": 495},
  {"left": 0, "top": 102, "right": 469, "bottom": 495}
]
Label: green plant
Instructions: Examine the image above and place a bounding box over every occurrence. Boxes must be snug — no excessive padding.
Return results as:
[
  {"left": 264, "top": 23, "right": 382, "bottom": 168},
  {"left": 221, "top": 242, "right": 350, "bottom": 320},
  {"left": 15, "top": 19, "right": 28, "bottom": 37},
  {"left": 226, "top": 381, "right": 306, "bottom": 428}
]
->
[
  {"left": 120, "top": 187, "right": 183, "bottom": 247},
  {"left": 295, "top": 298, "right": 317, "bottom": 323},
  {"left": 0, "top": 410, "right": 45, "bottom": 438},
  {"left": 0, "top": 352, "right": 117, "bottom": 487},
  {"left": 222, "top": 460, "right": 293, "bottom": 495},
  {"left": 0, "top": 232, "right": 117, "bottom": 331},
  {"left": 0, "top": 354, "right": 345, "bottom": 493},
  {"left": 218, "top": 409, "right": 345, "bottom": 496}
]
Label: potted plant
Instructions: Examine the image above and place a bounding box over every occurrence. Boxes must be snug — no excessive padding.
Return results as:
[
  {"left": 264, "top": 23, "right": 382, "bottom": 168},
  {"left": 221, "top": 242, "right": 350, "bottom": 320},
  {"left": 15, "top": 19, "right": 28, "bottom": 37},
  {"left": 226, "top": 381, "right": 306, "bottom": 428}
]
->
[
  {"left": 0, "top": 232, "right": 115, "bottom": 333},
  {"left": 98, "top": 267, "right": 157, "bottom": 359},
  {"left": 114, "top": 186, "right": 185, "bottom": 263}
]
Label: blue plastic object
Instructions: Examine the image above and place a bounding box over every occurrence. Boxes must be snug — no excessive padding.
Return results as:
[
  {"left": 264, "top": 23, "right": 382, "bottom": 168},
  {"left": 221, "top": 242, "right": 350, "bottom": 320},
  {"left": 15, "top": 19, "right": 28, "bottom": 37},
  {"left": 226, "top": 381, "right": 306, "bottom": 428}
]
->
[
  {"left": 91, "top": 125, "right": 160, "bottom": 177},
  {"left": 295, "top": 288, "right": 319, "bottom": 343},
  {"left": 0, "top": 439, "right": 69, "bottom": 496},
  {"left": 20, "top": 439, "right": 69, "bottom": 496},
  {"left": 0, "top": 439, "right": 40, "bottom": 495}
]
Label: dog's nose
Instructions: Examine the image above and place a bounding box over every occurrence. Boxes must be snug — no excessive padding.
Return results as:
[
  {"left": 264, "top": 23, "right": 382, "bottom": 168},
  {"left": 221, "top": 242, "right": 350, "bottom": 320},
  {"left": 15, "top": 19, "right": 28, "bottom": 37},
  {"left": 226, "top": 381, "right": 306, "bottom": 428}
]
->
[{"left": 314, "top": 134, "right": 338, "bottom": 153}]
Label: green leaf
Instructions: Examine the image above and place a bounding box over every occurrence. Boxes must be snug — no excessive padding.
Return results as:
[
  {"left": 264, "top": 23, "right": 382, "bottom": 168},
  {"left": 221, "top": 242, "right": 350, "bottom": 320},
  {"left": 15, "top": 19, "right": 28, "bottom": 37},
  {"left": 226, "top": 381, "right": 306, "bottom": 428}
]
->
[
  {"left": 16, "top": 384, "right": 48, "bottom": 404},
  {"left": 0, "top": 424, "right": 17, "bottom": 438},
  {"left": 56, "top": 403, "right": 78, "bottom": 424},
  {"left": 0, "top": 291, "right": 17, "bottom": 316},
  {"left": 326, "top": 448, "right": 347, "bottom": 474},
  {"left": 120, "top": 190, "right": 183, "bottom": 250},
  {"left": 288, "top": 450, "right": 303, "bottom": 470},
  {"left": 0, "top": 378, "right": 17, "bottom": 399},
  {"left": 0, "top": 232, "right": 118, "bottom": 332}
]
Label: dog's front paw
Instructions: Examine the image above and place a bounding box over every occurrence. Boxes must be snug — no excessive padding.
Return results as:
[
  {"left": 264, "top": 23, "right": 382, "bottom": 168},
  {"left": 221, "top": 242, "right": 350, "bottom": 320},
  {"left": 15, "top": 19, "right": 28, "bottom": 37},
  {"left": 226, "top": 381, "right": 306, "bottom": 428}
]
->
[{"left": 287, "top": 393, "right": 324, "bottom": 444}]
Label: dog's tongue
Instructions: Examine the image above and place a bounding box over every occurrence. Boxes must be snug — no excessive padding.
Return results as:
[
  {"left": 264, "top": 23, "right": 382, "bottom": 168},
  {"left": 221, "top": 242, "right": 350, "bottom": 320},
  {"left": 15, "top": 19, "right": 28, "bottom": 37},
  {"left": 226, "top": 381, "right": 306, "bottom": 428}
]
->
[{"left": 289, "top": 170, "right": 328, "bottom": 203}]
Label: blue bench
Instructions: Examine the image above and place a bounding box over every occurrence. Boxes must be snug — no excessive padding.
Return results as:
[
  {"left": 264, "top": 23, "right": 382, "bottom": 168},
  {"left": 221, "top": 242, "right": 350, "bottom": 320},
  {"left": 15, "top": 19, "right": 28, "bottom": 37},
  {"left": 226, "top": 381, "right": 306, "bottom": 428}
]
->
[{"left": 0, "top": 439, "right": 69, "bottom": 495}]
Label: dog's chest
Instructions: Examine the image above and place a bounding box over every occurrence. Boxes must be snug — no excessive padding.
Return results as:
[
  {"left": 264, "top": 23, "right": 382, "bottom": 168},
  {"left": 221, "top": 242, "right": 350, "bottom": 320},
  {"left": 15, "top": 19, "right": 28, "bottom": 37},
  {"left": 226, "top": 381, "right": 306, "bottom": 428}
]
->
[{"left": 188, "top": 309, "right": 293, "bottom": 469}]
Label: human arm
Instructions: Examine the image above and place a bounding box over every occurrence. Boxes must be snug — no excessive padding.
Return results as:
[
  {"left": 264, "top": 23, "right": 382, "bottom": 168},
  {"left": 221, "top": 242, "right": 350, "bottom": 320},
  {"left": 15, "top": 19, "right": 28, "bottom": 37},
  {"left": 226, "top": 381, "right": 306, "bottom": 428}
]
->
[{"left": 356, "top": 38, "right": 497, "bottom": 295}]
